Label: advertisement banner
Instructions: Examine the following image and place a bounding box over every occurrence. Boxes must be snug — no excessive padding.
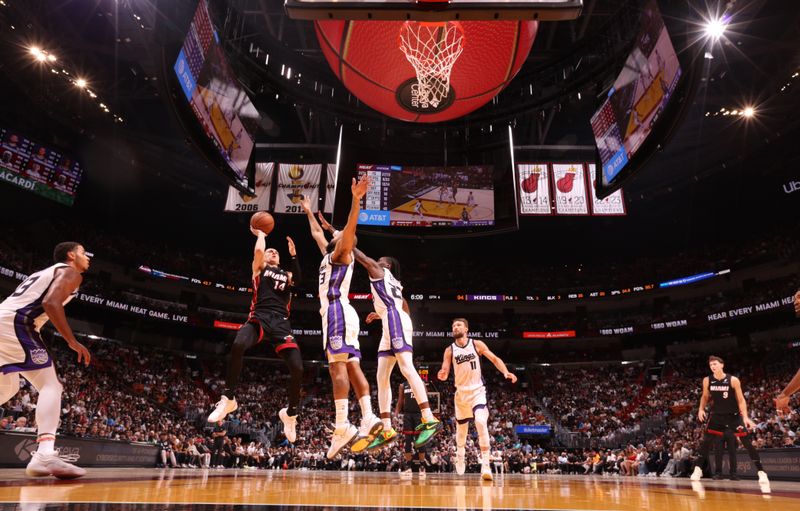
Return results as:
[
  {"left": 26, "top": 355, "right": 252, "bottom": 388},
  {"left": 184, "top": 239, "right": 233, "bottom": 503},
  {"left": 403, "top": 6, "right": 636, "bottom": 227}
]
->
[
  {"left": 586, "top": 164, "right": 626, "bottom": 215},
  {"left": 0, "top": 432, "right": 157, "bottom": 468},
  {"left": 224, "top": 162, "right": 273, "bottom": 213},
  {"left": 552, "top": 163, "right": 589, "bottom": 215},
  {"left": 515, "top": 425, "right": 552, "bottom": 435},
  {"left": 517, "top": 163, "right": 552, "bottom": 215},
  {"left": 523, "top": 331, "right": 576, "bottom": 339},
  {"left": 274, "top": 163, "right": 322, "bottom": 214},
  {"left": 324, "top": 163, "right": 337, "bottom": 214}
]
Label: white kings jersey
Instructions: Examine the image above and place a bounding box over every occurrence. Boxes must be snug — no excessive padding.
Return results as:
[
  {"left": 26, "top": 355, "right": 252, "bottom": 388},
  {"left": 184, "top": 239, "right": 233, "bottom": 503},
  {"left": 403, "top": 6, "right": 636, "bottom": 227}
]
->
[
  {"left": 369, "top": 269, "right": 407, "bottom": 321},
  {"left": 451, "top": 338, "right": 484, "bottom": 391},
  {"left": 318, "top": 253, "right": 354, "bottom": 315},
  {"left": 0, "top": 263, "right": 77, "bottom": 332}
]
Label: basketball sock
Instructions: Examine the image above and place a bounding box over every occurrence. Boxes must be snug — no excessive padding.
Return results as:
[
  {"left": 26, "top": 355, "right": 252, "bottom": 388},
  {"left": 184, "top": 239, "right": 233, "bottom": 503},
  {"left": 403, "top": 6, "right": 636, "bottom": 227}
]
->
[
  {"left": 456, "top": 422, "right": 468, "bottom": 450},
  {"left": 481, "top": 449, "right": 490, "bottom": 465},
  {"left": 421, "top": 408, "right": 434, "bottom": 422},
  {"left": 457, "top": 446, "right": 465, "bottom": 459},
  {"left": 36, "top": 434, "right": 56, "bottom": 455},
  {"left": 359, "top": 395, "right": 374, "bottom": 419},
  {"left": 376, "top": 356, "right": 395, "bottom": 416},
  {"left": 26, "top": 366, "right": 62, "bottom": 450},
  {"left": 475, "top": 408, "right": 491, "bottom": 451},
  {"left": 740, "top": 435, "right": 764, "bottom": 470},
  {"left": 335, "top": 399, "right": 349, "bottom": 428},
  {"left": 381, "top": 413, "right": 392, "bottom": 430}
]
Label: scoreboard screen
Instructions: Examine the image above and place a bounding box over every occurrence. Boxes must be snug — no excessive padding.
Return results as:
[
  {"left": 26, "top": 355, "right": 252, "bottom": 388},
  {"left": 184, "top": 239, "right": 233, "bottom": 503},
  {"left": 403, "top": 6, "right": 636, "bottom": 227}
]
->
[{"left": 356, "top": 164, "right": 495, "bottom": 227}]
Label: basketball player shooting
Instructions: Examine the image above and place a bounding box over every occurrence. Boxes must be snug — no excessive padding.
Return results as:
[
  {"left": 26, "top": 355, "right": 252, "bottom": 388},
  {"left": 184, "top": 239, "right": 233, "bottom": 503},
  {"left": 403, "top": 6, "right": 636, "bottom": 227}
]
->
[
  {"left": 300, "top": 181, "right": 382, "bottom": 458},
  {"left": 690, "top": 356, "right": 769, "bottom": 486},
  {"left": 775, "top": 289, "right": 800, "bottom": 413},
  {"left": 207, "top": 227, "right": 304, "bottom": 445},
  {"left": 437, "top": 318, "right": 517, "bottom": 480},
  {"left": 0, "top": 242, "right": 91, "bottom": 479},
  {"left": 315, "top": 212, "right": 443, "bottom": 451}
]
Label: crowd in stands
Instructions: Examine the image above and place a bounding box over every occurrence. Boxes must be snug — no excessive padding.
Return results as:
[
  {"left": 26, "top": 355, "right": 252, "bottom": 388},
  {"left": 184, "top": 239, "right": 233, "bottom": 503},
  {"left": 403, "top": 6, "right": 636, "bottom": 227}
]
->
[{"left": 1, "top": 335, "right": 799, "bottom": 473}]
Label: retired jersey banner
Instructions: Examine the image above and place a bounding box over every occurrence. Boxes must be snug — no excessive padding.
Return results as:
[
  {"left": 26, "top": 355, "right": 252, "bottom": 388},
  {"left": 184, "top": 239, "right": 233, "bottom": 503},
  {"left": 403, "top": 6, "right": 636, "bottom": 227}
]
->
[
  {"left": 224, "top": 162, "right": 273, "bottom": 213},
  {"left": 323, "top": 163, "right": 337, "bottom": 214},
  {"left": 275, "top": 163, "right": 322, "bottom": 214},
  {"left": 587, "top": 164, "right": 626, "bottom": 216},
  {"left": 517, "top": 163, "right": 552, "bottom": 215},
  {"left": 552, "top": 163, "right": 589, "bottom": 215}
]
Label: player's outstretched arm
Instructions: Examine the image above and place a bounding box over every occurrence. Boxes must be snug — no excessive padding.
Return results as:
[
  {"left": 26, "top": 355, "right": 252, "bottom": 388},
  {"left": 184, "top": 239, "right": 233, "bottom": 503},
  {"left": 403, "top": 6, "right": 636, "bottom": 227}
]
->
[
  {"left": 698, "top": 377, "right": 710, "bottom": 422},
  {"left": 300, "top": 196, "right": 328, "bottom": 255},
  {"left": 352, "top": 248, "right": 384, "bottom": 280},
  {"left": 286, "top": 236, "right": 301, "bottom": 286},
  {"left": 43, "top": 267, "right": 90, "bottom": 366},
  {"left": 437, "top": 346, "right": 453, "bottom": 381},
  {"left": 475, "top": 340, "right": 517, "bottom": 383},
  {"left": 732, "top": 377, "right": 756, "bottom": 429},
  {"left": 776, "top": 368, "right": 800, "bottom": 412},
  {"left": 251, "top": 227, "right": 267, "bottom": 277},
  {"left": 316, "top": 212, "right": 337, "bottom": 236},
  {"left": 332, "top": 175, "right": 369, "bottom": 264}
]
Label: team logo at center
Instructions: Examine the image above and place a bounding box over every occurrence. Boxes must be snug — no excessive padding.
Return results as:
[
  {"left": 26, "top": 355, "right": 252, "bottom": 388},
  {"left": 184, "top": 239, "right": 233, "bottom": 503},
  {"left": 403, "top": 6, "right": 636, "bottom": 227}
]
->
[
  {"left": 30, "top": 348, "right": 49, "bottom": 365},
  {"left": 329, "top": 335, "right": 343, "bottom": 350}
]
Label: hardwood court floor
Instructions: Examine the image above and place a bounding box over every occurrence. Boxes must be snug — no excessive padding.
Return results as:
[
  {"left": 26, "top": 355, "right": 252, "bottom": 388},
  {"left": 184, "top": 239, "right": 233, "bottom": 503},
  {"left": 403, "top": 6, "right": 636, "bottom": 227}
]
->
[{"left": 0, "top": 468, "right": 791, "bottom": 510}]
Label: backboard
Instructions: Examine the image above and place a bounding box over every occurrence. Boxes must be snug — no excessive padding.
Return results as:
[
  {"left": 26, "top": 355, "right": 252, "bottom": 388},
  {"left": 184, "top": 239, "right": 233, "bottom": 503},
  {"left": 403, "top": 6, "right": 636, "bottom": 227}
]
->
[{"left": 285, "top": 0, "right": 582, "bottom": 21}]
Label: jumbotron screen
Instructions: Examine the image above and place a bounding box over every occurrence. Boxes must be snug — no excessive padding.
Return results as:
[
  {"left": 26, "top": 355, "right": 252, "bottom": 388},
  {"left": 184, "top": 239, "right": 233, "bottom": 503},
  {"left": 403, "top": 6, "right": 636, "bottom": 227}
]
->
[
  {"left": 173, "top": 1, "right": 259, "bottom": 183},
  {"left": 590, "top": 0, "right": 681, "bottom": 187},
  {"left": 356, "top": 164, "right": 495, "bottom": 227},
  {"left": 0, "top": 128, "right": 83, "bottom": 206}
]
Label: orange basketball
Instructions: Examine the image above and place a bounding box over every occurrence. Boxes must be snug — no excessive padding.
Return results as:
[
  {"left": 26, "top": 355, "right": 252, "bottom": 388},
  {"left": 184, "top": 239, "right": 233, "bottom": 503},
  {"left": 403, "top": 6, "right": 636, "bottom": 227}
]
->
[
  {"left": 315, "top": 20, "right": 538, "bottom": 123},
  {"left": 250, "top": 211, "right": 275, "bottom": 234}
]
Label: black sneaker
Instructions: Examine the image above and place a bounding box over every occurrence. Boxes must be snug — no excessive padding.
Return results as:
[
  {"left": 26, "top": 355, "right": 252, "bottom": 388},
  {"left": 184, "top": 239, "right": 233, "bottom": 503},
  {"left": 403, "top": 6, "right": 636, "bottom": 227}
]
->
[
  {"left": 728, "top": 474, "right": 740, "bottom": 481},
  {"left": 712, "top": 473, "right": 724, "bottom": 480}
]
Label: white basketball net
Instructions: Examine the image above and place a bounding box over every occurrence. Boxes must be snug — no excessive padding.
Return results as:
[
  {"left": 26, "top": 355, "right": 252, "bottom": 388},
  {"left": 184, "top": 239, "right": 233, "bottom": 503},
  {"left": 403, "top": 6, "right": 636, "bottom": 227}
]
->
[{"left": 398, "top": 21, "right": 465, "bottom": 108}]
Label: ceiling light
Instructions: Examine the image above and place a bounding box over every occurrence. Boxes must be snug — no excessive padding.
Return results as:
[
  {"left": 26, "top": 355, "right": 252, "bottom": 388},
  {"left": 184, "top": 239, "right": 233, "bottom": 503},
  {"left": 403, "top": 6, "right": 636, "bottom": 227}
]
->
[
  {"left": 75, "top": 78, "right": 87, "bottom": 88},
  {"left": 47, "top": 54, "right": 56, "bottom": 62},
  {"left": 704, "top": 18, "right": 727, "bottom": 41},
  {"left": 742, "top": 107, "right": 755, "bottom": 118}
]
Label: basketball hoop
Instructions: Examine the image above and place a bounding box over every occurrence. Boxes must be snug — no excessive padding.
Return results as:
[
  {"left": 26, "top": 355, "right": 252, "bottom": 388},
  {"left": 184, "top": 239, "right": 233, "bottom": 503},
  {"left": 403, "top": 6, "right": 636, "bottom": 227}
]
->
[{"left": 398, "top": 21, "right": 465, "bottom": 108}]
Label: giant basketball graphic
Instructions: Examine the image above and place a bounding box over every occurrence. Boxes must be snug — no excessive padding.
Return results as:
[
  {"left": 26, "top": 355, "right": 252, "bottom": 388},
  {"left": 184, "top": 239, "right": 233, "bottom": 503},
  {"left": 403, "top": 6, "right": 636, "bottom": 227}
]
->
[{"left": 315, "top": 20, "right": 538, "bottom": 122}]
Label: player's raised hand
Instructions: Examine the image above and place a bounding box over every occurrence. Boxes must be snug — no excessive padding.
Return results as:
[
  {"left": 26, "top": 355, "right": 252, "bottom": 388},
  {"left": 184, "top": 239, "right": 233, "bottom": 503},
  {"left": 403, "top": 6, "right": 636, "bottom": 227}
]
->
[
  {"left": 299, "top": 195, "right": 312, "bottom": 213},
  {"left": 286, "top": 237, "right": 296, "bottom": 257},
  {"left": 775, "top": 394, "right": 791, "bottom": 415},
  {"left": 250, "top": 226, "right": 265, "bottom": 237},
  {"left": 437, "top": 368, "right": 448, "bottom": 381},
  {"left": 317, "top": 212, "right": 334, "bottom": 233},
  {"left": 67, "top": 338, "right": 91, "bottom": 366},
  {"left": 365, "top": 312, "right": 380, "bottom": 324},
  {"left": 504, "top": 372, "right": 518, "bottom": 384},
  {"left": 698, "top": 409, "right": 706, "bottom": 422},
  {"left": 351, "top": 175, "right": 370, "bottom": 200}
]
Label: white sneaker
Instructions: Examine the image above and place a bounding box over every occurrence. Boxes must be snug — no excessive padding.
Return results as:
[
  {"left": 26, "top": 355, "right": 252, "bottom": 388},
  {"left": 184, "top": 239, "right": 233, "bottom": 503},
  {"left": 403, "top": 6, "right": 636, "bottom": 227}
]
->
[
  {"left": 690, "top": 466, "right": 703, "bottom": 481},
  {"left": 326, "top": 424, "right": 358, "bottom": 459},
  {"left": 26, "top": 451, "right": 86, "bottom": 479},
  {"left": 279, "top": 408, "right": 297, "bottom": 443},
  {"left": 207, "top": 396, "right": 238, "bottom": 422},
  {"left": 351, "top": 415, "right": 382, "bottom": 453},
  {"left": 481, "top": 462, "right": 493, "bottom": 481},
  {"left": 455, "top": 456, "right": 466, "bottom": 475}
]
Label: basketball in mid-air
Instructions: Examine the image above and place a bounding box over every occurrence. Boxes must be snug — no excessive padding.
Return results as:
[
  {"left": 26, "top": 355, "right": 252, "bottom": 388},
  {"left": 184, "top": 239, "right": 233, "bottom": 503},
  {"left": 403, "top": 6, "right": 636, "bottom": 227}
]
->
[
  {"left": 315, "top": 20, "right": 538, "bottom": 123},
  {"left": 250, "top": 211, "right": 275, "bottom": 234}
]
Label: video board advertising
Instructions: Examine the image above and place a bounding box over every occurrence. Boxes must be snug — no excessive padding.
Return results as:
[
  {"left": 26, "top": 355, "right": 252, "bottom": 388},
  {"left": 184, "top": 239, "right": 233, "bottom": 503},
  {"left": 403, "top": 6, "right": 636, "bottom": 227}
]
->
[
  {"left": 0, "top": 128, "right": 83, "bottom": 206},
  {"left": 356, "top": 164, "right": 495, "bottom": 227},
  {"left": 174, "top": 1, "right": 259, "bottom": 183},
  {"left": 590, "top": 0, "right": 681, "bottom": 187}
]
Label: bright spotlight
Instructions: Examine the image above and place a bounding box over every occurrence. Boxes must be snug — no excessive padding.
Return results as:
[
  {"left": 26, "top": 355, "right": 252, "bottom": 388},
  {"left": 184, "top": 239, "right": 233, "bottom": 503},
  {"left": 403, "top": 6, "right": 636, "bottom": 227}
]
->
[
  {"left": 742, "top": 107, "right": 755, "bottom": 118},
  {"left": 704, "top": 18, "right": 727, "bottom": 41},
  {"left": 29, "top": 46, "right": 41, "bottom": 57},
  {"left": 35, "top": 52, "right": 47, "bottom": 62},
  {"left": 46, "top": 54, "right": 56, "bottom": 62},
  {"left": 75, "top": 78, "right": 87, "bottom": 88}
]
